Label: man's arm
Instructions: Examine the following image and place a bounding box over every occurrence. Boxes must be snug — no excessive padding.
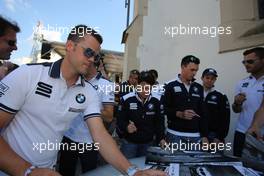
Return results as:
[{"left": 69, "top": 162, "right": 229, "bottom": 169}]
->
[
  {"left": 101, "top": 104, "right": 114, "bottom": 123},
  {"left": 0, "top": 110, "right": 61, "bottom": 176},
  {"left": 86, "top": 117, "right": 166, "bottom": 176},
  {"left": 87, "top": 117, "right": 130, "bottom": 173},
  {"left": 0, "top": 110, "right": 31, "bottom": 176},
  {"left": 116, "top": 99, "right": 129, "bottom": 135},
  {"left": 217, "top": 95, "right": 230, "bottom": 141},
  {"left": 162, "top": 84, "right": 178, "bottom": 120},
  {"left": 248, "top": 98, "right": 264, "bottom": 140},
  {"left": 154, "top": 101, "right": 165, "bottom": 145}
]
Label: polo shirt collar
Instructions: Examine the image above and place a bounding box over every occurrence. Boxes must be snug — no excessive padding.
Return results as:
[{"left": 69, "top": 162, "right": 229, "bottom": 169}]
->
[
  {"left": 49, "top": 58, "right": 85, "bottom": 87},
  {"left": 49, "top": 59, "right": 62, "bottom": 78},
  {"left": 95, "top": 72, "right": 102, "bottom": 80},
  {"left": 205, "top": 87, "right": 215, "bottom": 92},
  {"left": 135, "top": 91, "right": 152, "bottom": 104},
  {"left": 176, "top": 74, "right": 196, "bottom": 84},
  {"left": 248, "top": 75, "right": 264, "bottom": 81},
  {"left": 87, "top": 72, "right": 102, "bottom": 82}
]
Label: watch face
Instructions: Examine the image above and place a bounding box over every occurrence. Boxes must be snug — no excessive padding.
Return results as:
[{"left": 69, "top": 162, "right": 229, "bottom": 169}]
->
[{"left": 127, "top": 166, "right": 139, "bottom": 176}]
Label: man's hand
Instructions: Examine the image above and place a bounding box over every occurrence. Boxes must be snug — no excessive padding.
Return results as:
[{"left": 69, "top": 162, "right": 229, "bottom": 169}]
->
[
  {"left": 213, "top": 138, "right": 223, "bottom": 145},
  {"left": 177, "top": 110, "right": 199, "bottom": 120},
  {"left": 134, "top": 169, "right": 167, "bottom": 176},
  {"left": 247, "top": 125, "right": 263, "bottom": 140},
  {"left": 201, "top": 137, "right": 209, "bottom": 146},
  {"left": 234, "top": 93, "right": 246, "bottom": 105},
  {"left": 29, "top": 168, "right": 62, "bottom": 176},
  {"left": 159, "top": 139, "right": 167, "bottom": 149},
  {"left": 127, "top": 120, "right": 137, "bottom": 133}
]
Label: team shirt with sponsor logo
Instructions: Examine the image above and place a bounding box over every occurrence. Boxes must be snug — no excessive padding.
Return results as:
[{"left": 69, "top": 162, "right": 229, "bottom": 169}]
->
[
  {"left": 0, "top": 59, "right": 101, "bottom": 168},
  {"left": 235, "top": 75, "right": 264, "bottom": 133},
  {"left": 163, "top": 75, "right": 208, "bottom": 137},
  {"left": 64, "top": 73, "right": 115, "bottom": 143}
]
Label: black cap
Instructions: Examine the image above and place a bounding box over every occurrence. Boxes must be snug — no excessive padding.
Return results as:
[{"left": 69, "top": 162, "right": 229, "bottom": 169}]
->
[
  {"left": 202, "top": 68, "right": 218, "bottom": 77},
  {"left": 130, "top": 69, "right": 140, "bottom": 76}
]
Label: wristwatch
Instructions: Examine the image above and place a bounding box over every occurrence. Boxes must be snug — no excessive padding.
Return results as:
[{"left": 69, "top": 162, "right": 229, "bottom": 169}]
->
[
  {"left": 24, "top": 165, "right": 37, "bottom": 176},
  {"left": 126, "top": 165, "right": 139, "bottom": 176}
]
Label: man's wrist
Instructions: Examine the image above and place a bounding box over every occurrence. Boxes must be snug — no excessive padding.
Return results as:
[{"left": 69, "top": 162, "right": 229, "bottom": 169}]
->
[
  {"left": 176, "top": 111, "right": 183, "bottom": 118},
  {"left": 24, "top": 166, "right": 37, "bottom": 176},
  {"left": 233, "top": 102, "right": 242, "bottom": 106},
  {"left": 125, "top": 165, "right": 139, "bottom": 176}
]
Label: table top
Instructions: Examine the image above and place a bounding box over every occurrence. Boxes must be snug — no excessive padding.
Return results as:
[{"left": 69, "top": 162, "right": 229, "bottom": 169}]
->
[{"left": 81, "top": 157, "right": 146, "bottom": 176}]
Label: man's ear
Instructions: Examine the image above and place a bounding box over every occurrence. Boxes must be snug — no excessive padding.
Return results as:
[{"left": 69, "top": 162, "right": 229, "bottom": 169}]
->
[{"left": 65, "top": 40, "right": 74, "bottom": 51}]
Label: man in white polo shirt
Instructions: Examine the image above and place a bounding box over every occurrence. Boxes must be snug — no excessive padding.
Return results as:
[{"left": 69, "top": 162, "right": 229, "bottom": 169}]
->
[
  {"left": 0, "top": 25, "right": 166, "bottom": 176},
  {"left": 59, "top": 59, "right": 115, "bottom": 175},
  {"left": 232, "top": 47, "right": 264, "bottom": 157}
]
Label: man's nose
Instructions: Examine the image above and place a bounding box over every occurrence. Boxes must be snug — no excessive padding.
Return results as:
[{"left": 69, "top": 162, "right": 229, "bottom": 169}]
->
[{"left": 11, "top": 44, "right": 17, "bottom": 51}]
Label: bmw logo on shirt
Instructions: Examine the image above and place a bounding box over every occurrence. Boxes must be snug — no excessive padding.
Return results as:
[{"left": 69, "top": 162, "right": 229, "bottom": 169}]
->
[
  {"left": 76, "top": 93, "right": 86, "bottom": 104},
  {"left": 148, "top": 103, "right": 154, "bottom": 110},
  {"left": 193, "top": 87, "right": 198, "bottom": 92},
  {"left": 211, "top": 95, "right": 217, "bottom": 100}
]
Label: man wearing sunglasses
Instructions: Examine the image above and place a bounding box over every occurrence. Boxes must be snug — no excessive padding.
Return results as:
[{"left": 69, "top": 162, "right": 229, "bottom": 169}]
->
[
  {"left": 232, "top": 47, "right": 264, "bottom": 157},
  {"left": 59, "top": 58, "right": 115, "bottom": 175},
  {"left": 0, "top": 25, "right": 166, "bottom": 176},
  {"left": 0, "top": 16, "right": 20, "bottom": 60}
]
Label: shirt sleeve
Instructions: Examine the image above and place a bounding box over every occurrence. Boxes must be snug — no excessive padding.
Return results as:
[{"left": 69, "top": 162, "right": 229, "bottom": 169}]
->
[
  {"left": 162, "top": 84, "right": 177, "bottom": 120},
  {"left": 217, "top": 94, "right": 230, "bottom": 140},
  {"left": 116, "top": 98, "right": 129, "bottom": 136},
  {"left": 0, "top": 65, "right": 30, "bottom": 114},
  {"left": 199, "top": 97, "right": 209, "bottom": 137},
  {"left": 101, "top": 82, "right": 115, "bottom": 105},
  {"left": 83, "top": 85, "right": 101, "bottom": 121},
  {"left": 154, "top": 100, "right": 165, "bottom": 143}
]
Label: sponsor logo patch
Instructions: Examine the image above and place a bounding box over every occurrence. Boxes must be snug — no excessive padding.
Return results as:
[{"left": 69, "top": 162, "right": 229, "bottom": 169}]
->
[
  {"left": 148, "top": 103, "right": 154, "bottom": 110},
  {"left": 191, "top": 93, "right": 200, "bottom": 97},
  {"left": 146, "top": 111, "right": 155, "bottom": 115},
  {"left": 242, "top": 82, "right": 249, "bottom": 88},
  {"left": 129, "top": 103, "right": 137, "bottom": 110},
  {"left": 76, "top": 94, "right": 86, "bottom": 104},
  {"left": 173, "top": 86, "right": 182, "bottom": 93},
  {"left": 0, "top": 82, "right": 9, "bottom": 92},
  {"left": 68, "top": 107, "right": 85, "bottom": 113}
]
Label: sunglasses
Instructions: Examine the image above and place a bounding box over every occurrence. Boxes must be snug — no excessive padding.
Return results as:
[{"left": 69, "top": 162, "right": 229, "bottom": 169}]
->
[
  {"left": 242, "top": 59, "right": 258, "bottom": 65},
  {"left": 78, "top": 44, "right": 101, "bottom": 62},
  {"left": 6, "top": 40, "right": 17, "bottom": 47}
]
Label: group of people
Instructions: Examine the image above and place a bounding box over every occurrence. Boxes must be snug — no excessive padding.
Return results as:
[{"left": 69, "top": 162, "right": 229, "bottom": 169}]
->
[
  {"left": 0, "top": 16, "right": 166, "bottom": 176},
  {"left": 116, "top": 56, "right": 231, "bottom": 157},
  {"left": 0, "top": 15, "right": 263, "bottom": 176},
  {"left": 116, "top": 48, "right": 264, "bottom": 159}
]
